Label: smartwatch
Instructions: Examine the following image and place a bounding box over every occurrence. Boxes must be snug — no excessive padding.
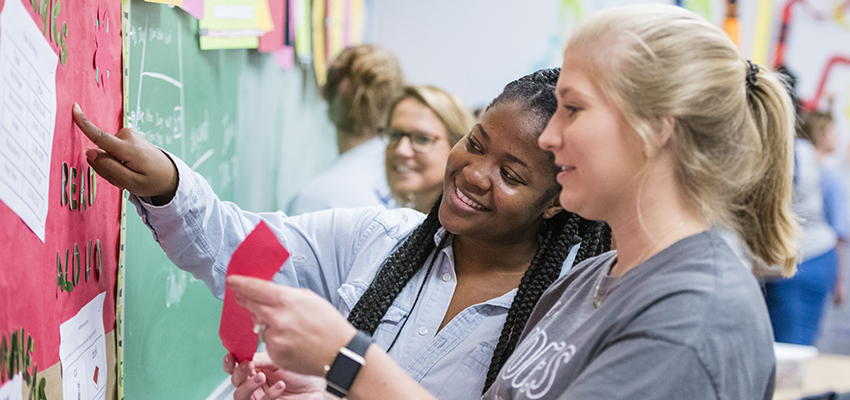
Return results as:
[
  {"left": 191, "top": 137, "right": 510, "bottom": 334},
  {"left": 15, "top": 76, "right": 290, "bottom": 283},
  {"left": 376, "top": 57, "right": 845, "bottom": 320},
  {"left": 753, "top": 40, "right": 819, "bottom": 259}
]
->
[{"left": 325, "top": 330, "right": 372, "bottom": 397}]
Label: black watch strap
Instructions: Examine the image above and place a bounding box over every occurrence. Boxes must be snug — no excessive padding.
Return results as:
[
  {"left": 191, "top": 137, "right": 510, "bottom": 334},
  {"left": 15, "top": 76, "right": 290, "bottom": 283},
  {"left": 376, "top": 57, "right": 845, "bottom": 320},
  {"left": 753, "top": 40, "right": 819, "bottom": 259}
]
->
[{"left": 325, "top": 330, "right": 372, "bottom": 397}]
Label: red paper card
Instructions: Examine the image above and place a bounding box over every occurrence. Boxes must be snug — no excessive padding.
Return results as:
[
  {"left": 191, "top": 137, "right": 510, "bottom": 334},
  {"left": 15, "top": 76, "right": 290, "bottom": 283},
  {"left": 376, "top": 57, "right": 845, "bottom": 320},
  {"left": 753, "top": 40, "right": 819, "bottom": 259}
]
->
[{"left": 220, "top": 221, "right": 290, "bottom": 362}]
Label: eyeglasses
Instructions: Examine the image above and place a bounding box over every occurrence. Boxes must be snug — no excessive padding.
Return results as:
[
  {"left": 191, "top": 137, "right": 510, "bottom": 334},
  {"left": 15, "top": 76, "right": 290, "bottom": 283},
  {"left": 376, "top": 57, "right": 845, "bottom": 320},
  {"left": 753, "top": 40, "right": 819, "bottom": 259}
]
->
[{"left": 380, "top": 127, "right": 444, "bottom": 153}]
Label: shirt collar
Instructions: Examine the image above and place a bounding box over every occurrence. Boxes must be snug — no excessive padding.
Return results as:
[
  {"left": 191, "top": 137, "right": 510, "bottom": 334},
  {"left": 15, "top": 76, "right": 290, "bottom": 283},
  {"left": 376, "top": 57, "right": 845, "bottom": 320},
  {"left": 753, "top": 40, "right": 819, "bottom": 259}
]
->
[
  {"left": 433, "top": 227, "right": 452, "bottom": 247},
  {"left": 432, "top": 227, "right": 515, "bottom": 309}
]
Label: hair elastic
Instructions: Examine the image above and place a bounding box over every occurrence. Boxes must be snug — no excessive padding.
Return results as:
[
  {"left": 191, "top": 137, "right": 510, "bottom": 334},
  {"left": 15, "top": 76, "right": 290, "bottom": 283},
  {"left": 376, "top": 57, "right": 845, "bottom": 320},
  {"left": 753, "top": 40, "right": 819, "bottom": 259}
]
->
[{"left": 746, "top": 60, "right": 759, "bottom": 91}]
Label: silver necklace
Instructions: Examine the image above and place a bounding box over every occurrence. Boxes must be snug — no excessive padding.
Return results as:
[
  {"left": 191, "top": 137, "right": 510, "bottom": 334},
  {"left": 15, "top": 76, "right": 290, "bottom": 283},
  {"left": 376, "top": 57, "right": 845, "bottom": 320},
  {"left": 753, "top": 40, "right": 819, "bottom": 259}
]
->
[
  {"left": 593, "top": 222, "right": 689, "bottom": 307},
  {"left": 592, "top": 261, "right": 621, "bottom": 308}
]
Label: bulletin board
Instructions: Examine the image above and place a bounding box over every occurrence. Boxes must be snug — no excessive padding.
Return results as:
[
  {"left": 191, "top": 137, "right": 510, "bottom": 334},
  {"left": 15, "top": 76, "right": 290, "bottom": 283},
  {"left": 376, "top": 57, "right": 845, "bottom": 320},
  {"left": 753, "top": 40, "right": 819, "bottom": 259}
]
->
[{"left": 0, "top": 0, "right": 124, "bottom": 399}]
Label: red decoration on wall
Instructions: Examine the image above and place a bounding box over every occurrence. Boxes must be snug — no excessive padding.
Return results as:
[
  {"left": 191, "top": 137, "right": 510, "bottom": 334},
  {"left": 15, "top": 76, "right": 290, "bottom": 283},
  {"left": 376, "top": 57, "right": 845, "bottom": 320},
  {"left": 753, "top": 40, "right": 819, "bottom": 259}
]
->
[
  {"left": 0, "top": 0, "right": 123, "bottom": 374},
  {"left": 93, "top": 5, "right": 113, "bottom": 93}
]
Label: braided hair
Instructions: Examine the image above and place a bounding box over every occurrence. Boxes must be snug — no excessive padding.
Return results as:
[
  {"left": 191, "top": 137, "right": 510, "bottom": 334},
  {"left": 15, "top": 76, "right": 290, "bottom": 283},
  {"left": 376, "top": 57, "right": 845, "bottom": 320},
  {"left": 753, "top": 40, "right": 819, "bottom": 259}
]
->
[{"left": 346, "top": 68, "right": 612, "bottom": 394}]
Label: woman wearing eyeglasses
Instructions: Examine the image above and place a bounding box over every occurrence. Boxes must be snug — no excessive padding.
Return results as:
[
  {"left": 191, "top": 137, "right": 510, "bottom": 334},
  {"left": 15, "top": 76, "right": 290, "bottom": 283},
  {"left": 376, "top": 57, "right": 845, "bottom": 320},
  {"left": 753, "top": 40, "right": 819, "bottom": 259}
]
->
[{"left": 383, "top": 86, "right": 475, "bottom": 213}]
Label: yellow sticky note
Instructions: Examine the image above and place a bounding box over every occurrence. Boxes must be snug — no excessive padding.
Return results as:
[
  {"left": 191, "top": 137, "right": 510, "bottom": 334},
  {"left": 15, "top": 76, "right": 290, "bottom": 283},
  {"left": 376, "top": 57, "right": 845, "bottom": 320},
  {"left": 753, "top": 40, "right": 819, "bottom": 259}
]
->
[
  {"left": 257, "top": 0, "right": 274, "bottom": 32},
  {"left": 200, "top": 0, "right": 261, "bottom": 50},
  {"left": 295, "top": 0, "right": 312, "bottom": 62}
]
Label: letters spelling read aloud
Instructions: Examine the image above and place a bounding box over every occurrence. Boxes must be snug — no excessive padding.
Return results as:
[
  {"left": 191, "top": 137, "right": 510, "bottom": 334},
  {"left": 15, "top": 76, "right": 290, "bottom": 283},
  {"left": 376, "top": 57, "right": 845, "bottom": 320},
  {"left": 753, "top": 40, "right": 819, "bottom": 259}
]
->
[{"left": 220, "top": 221, "right": 290, "bottom": 362}]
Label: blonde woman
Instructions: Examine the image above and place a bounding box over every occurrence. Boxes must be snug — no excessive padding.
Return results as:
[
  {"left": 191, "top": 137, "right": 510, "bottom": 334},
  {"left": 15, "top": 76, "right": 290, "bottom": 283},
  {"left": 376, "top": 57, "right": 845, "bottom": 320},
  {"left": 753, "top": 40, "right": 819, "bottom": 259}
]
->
[
  {"left": 383, "top": 86, "right": 475, "bottom": 212},
  {"left": 227, "top": 5, "right": 798, "bottom": 399}
]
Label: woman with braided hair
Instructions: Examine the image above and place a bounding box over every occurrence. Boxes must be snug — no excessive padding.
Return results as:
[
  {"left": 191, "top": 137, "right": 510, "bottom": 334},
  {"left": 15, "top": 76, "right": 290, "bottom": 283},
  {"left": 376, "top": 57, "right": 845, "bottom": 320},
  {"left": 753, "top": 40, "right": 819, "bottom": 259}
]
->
[
  {"left": 227, "top": 4, "right": 799, "bottom": 400},
  {"left": 71, "top": 67, "right": 610, "bottom": 399}
]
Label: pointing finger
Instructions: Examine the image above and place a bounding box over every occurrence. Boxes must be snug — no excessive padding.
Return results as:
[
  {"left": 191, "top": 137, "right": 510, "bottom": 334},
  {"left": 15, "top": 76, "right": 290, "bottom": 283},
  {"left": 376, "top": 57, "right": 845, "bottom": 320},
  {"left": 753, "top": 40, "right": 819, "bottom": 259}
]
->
[{"left": 72, "top": 103, "right": 131, "bottom": 159}]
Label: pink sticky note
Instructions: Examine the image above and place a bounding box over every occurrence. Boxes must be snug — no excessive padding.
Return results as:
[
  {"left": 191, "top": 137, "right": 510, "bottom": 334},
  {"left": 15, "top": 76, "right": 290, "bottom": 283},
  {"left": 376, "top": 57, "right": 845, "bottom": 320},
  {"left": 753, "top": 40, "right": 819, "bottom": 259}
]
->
[
  {"left": 274, "top": 45, "right": 295, "bottom": 70},
  {"left": 258, "top": 0, "right": 286, "bottom": 52},
  {"left": 180, "top": 0, "right": 205, "bottom": 20},
  {"left": 220, "top": 221, "right": 290, "bottom": 362}
]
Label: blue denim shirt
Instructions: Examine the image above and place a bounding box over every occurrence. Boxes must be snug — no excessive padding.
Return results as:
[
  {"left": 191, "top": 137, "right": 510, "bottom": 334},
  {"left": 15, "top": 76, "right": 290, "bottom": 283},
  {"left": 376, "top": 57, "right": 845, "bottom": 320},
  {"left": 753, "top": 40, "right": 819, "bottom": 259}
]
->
[{"left": 131, "top": 155, "right": 580, "bottom": 400}]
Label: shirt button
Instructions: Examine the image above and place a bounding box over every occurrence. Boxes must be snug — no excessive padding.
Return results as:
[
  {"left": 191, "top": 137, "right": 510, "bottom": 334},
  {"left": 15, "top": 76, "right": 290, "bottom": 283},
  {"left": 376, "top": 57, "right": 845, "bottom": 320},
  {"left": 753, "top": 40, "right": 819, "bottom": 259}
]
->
[
  {"left": 418, "top": 327, "right": 428, "bottom": 336},
  {"left": 442, "top": 273, "right": 451, "bottom": 282}
]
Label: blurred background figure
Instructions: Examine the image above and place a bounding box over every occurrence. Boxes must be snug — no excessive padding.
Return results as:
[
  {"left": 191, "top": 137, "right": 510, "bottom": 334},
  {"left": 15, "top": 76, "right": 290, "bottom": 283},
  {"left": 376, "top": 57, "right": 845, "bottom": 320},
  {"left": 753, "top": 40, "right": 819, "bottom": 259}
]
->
[
  {"left": 765, "top": 81, "right": 845, "bottom": 344},
  {"left": 288, "top": 44, "right": 405, "bottom": 215},
  {"left": 799, "top": 109, "right": 848, "bottom": 306},
  {"left": 383, "top": 85, "right": 474, "bottom": 213}
]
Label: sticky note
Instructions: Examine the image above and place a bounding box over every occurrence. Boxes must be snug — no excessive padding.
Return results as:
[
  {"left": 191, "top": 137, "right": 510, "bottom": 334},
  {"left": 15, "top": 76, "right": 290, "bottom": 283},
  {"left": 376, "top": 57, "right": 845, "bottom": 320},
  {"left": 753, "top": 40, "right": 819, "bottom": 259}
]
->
[
  {"left": 274, "top": 45, "right": 295, "bottom": 69},
  {"left": 220, "top": 221, "right": 290, "bottom": 362}
]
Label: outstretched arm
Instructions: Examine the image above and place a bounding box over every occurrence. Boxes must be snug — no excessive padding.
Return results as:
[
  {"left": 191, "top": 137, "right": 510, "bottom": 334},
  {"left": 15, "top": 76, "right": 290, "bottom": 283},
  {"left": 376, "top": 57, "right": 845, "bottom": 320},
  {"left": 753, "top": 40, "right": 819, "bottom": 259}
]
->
[
  {"left": 72, "top": 103, "right": 178, "bottom": 204},
  {"left": 227, "top": 276, "right": 437, "bottom": 400}
]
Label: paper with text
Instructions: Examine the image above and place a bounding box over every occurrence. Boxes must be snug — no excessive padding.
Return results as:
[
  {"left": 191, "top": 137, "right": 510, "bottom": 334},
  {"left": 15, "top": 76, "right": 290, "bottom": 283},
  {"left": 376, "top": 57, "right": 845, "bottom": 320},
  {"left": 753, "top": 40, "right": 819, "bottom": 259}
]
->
[
  {"left": 0, "top": 373, "right": 23, "bottom": 400},
  {"left": 0, "top": 0, "right": 59, "bottom": 242},
  {"left": 60, "top": 292, "right": 108, "bottom": 400}
]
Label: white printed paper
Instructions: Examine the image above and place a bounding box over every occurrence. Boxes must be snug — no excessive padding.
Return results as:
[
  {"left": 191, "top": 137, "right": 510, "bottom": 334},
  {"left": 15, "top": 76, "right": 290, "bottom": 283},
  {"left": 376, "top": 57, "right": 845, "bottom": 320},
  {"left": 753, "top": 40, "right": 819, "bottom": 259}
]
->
[
  {"left": 59, "top": 292, "right": 108, "bottom": 400},
  {"left": 0, "top": 373, "right": 23, "bottom": 400},
  {"left": 0, "top": 0, "right": 59, "bottom": 242}
]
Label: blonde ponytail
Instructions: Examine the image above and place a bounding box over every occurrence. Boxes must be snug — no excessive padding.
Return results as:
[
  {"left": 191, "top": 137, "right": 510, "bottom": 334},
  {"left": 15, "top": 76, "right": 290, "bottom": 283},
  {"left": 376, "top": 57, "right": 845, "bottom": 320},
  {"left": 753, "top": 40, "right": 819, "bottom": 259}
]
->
[
  {"left": 735, "top": 66, "right": 799, "bottom": 275},
  {"left": 567, "top": 5, "right": 799, "bottom": 275}
]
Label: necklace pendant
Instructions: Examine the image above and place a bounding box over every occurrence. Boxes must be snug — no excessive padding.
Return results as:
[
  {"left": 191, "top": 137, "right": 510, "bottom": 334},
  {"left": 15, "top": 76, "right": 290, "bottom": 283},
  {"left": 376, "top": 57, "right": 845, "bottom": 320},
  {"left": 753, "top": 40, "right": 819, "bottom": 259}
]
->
[{"left": 593, "top": 293, "right": 604, "bottom": 308}]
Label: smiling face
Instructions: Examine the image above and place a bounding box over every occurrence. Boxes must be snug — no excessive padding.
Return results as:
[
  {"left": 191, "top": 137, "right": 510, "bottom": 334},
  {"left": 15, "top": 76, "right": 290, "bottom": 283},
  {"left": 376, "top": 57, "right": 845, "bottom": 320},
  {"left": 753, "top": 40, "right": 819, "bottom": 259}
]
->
[
  {"left": 439, "top": 101, "right": 561, "bottom": 244},
  {"left": 385, "top": 98, "right": 453, "bottom": 211},
  {"left": 538, "top": 48, "right": 647, "bottom": 223}
]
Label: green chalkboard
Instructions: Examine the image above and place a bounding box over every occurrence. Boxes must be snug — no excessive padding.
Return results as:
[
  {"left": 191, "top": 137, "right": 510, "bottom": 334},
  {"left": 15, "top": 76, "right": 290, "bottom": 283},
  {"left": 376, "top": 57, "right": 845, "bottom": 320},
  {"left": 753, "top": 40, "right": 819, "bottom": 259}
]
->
[{"left": 123, "top": 1, "right": 336, "bottom": 398}]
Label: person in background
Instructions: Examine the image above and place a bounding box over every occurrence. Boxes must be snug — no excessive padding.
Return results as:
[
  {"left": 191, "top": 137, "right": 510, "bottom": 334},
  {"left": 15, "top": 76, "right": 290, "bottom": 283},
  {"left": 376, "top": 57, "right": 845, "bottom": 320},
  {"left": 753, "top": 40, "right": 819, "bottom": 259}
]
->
[
  {"left": 766, "top": 108, "right": 846, "bottom": 346},
  {"left": 801, "top": 109, "right": 848, "bottom": 306},
  {"left": 71, "top": 68, "right": 611, "bottom": 400},
  {"left": 288, "top": 44, "right": 404, "bottom": 215},
  {"left": 383, "top": 85, "right": 475, "bottom": 213},
  {"left": 226, "top": 4, "right": 797, "bottom": 399}
]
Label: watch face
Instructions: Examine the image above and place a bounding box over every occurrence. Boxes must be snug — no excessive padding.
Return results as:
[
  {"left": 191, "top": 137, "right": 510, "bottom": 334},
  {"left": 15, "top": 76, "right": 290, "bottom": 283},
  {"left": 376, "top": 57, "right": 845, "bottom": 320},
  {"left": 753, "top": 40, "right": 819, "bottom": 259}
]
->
[
  {"left": 326, "top": 355, "right": 362, "bottom": 397},
  {"left": 326, "top": 332, "right": 371, "bottom": 397}
]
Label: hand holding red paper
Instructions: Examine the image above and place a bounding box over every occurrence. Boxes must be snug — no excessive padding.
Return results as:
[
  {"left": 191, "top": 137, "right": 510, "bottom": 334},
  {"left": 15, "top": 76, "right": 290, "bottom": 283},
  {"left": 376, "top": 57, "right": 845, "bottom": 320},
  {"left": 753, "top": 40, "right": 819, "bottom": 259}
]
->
[
  {"left": 221, "top": 221, "right": 291, "bottom": 362},
  {"left": 226, "top": 275, "right": 357, "bottom": 378}
]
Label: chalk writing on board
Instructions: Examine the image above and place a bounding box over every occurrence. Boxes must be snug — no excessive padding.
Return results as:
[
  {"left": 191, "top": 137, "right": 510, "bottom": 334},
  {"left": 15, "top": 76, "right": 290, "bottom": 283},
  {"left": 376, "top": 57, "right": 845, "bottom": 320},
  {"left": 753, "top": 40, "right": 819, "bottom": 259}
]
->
[
  {"left": 127, "top": 16, "right": 235, "bottom": 180},
  {"left": 166, "top": 269, "right": 190, "bottom": 308},
  {"left": 126, "top": 17, "right": 185, "bottom": 154},
  {"left": 0, "top": 0, "right": 59, "bottom": 242},
  {"left": 127, "top": 16, "right": 237, "bottom": 307}
]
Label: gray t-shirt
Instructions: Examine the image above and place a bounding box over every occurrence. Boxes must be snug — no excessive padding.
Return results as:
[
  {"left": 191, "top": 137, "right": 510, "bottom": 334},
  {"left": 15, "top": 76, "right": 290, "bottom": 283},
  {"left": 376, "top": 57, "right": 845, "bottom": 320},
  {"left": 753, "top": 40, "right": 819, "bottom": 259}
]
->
[{"left": 484, "top": 229, "right": 775, "bottom": 400}]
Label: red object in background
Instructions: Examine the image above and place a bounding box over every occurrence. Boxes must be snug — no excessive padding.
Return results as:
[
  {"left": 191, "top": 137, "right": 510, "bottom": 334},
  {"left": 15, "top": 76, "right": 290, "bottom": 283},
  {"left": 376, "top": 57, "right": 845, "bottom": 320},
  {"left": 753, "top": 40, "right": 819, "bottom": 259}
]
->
[
  {"left": 803, "top": 55, "right": 850, "bottom": 112},
  {"left": 220, "top": 221, "right": 290, "bottom": 362},
  {"left": 0, "top": 0, "right": 123, "bottom": 371}
]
